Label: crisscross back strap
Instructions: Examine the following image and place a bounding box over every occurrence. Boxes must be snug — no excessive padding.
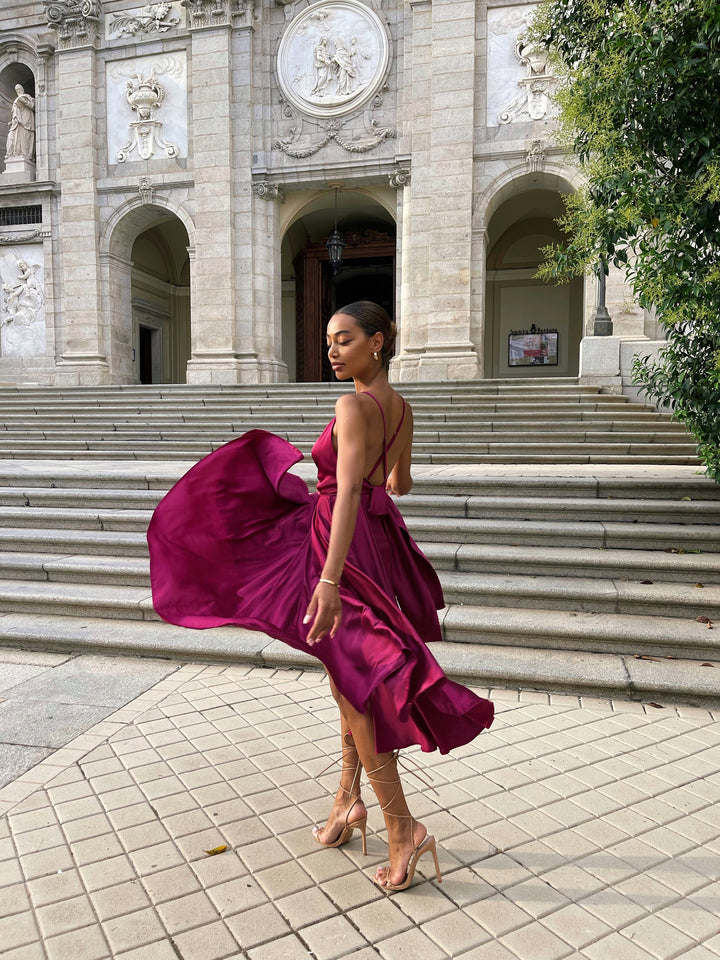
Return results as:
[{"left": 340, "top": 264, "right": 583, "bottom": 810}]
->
[{"left": 365, "top": 393, "right": 406, "bottom": 483}]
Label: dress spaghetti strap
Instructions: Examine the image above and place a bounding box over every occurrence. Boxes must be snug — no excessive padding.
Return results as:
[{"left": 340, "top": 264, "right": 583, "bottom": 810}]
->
[{"left": 365, "top": 392, "right": 406, "bottom": 483}]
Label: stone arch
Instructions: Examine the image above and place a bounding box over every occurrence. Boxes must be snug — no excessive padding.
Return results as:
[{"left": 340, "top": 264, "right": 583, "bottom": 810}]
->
[
  {"left": 477, "top": 168, "right": 585, "bottom": 379},
  {"left": 99, "top": 197, "right": 195, "bottom": 383},
  {"left": 279, "top": 185, "right": 398, "bottom": 382}
]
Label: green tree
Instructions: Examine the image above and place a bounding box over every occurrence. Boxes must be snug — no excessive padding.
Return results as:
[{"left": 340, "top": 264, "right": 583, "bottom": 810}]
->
[{"left": 533, "top": 0, "right": 720, "bottom": 481}]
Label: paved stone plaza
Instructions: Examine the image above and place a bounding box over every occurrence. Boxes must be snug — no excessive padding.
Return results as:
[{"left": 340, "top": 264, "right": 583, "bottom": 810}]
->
[{"left": 1, "top": 648, "right": 719, "bottom": 960}]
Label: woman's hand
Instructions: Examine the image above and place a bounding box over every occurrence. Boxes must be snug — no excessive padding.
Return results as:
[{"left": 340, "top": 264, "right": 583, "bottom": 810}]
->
[{"left": 303, "top": 581, "right": 342, "bottom": 646}]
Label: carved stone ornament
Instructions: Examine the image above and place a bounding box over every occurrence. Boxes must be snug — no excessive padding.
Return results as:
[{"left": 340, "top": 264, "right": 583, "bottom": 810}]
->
[
  {"left": 113, "top": 59, "right": 182, "bottom": 162},
  {"left": 180, "top": 0, "right": 254, "bottom": 27},
  {"left": 0, "top": 254, "right": 46, "bottom": 358},
  {"left": 109, "top": 3, "right": 182, "bottom": 39},
  {"left": 251, "top": 181, "right": 286, "bottom": 203},
  {"left": 499, "top": 32, "right": 557, "bottom": 124},
  {"left": 138, "top": 177, "right": 155, "bottom": 204},
  {"left": 45, "top": 0, "right": 102, "bottom": 47},
  {"left": 274, "top": 0, "right": 394, "bottom": 158},
  {"left": 276, "top": 0, "right": 391, "bottom": 120},
  {"left": 388, "top": 166, "right": 410, "bottom": 189},
  {"left": 526, "top": 139, "right": 546, "bottom": 173}
]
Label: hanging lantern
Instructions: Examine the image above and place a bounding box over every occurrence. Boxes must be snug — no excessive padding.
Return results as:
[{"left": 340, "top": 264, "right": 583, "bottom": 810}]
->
[{"left": 326, "top": 187, "right": 345, "bottom": 274}]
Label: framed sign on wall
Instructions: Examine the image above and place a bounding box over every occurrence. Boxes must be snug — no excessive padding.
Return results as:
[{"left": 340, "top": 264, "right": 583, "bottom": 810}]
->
[{"left": 508, "top": 324, "right": 558, "bottom": 366}]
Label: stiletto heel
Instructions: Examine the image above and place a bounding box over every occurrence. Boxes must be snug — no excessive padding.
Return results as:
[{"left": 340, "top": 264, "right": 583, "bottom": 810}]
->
[
  {"left": 366, "top": 752, "right": 442, "bottom": 892},
  {"left": 312, "top": 734, "right": 368, "bottom": 854}
]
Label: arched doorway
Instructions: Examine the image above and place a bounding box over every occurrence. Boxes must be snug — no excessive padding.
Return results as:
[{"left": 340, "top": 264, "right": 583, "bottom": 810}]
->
[
  {"left": 281, "top": 192, "right": 396, "bottom": 382},
  {"left": 130, "top": 217, "right": 190, "bottom": 384},
  {"left": 484, "top": 187, "right": 583, "bottom": 379}
]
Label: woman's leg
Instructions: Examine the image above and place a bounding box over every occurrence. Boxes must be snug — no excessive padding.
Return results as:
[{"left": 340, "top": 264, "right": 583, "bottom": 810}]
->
[
  {"left": 313, "top": 675, "right": 367, "bottom": 844},
  {"left": 330, "top": 680, "right": 428, "bottom": 886}
]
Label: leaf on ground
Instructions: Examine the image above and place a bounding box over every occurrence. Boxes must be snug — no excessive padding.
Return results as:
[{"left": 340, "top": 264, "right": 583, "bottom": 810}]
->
[
  {"left": 635, "top": 655, "right": 660, "bottom": 661},
  {"left": 696, "top": 616, "right": 713, "bottom": 628},
  {"left": 203, "top": 845, "right": 227, "bottom": 857},
  {"left": 696, "top": 583, "right": 705, "bottom": 588},
  {"left": 680, "top": 496, "right": 692, "bottom": 501},
  {"left": 640, "top": 580, "right": 654, "bottom": 585},
  {"left": 702, "top": 662, "right": 715, "bottom": 667},
  {"left": 647, "top": 702, "right": 665, "bottom": 709},
  {"left": 665, "top": 547, "right": 686, "bottom": 554}
]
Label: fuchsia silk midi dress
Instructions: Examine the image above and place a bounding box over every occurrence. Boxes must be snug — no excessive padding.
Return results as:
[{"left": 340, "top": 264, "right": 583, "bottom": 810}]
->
[{"left": 147, "top": 401, "right": 494, "bottom": 754}]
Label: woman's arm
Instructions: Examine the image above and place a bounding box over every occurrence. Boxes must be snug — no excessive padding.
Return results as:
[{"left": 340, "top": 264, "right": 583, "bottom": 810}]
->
[
  {"left": 386, "top": 405, "right": 414, "bottom": 497},
  {"left": 304, "top": 393, "right": 367, "bottom": 645}
]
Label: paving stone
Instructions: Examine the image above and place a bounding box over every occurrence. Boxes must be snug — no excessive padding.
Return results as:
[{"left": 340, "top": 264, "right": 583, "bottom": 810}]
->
[
  {"left": 375, "top": 927, "right": 449, "bottom": 960},
  {"left": 43, "top": 923, "right": 110, "bottom": 960},
  {"left": 225, "top": 901, "right": 292, "bottom": 949},
  {"left": 300, "top": 915, "right": 369, "bottom": 960},
  {"left": 169, "top": 920, "right": 239, "bottom": 960},
  {"left": 0, "top": 700, "right": 111, "bottom": 749},
  {"left": 248, "top": 933, "right": 313, "bottom": 960}
]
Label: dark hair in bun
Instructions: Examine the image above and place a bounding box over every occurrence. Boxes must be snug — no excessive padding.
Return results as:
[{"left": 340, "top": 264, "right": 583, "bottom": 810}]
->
[{"left": 333, "top": 300, "right": 397, "bottom": 370}]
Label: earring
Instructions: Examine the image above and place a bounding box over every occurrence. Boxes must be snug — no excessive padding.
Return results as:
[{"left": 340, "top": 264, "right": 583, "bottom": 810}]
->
[{"left": 373, "top": 352, "right": 379, "bottom": 360}]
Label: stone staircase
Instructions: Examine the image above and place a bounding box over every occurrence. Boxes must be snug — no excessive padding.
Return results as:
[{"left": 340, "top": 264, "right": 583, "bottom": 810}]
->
[
  {"left": 0, "top": 379, "right": 718, "bottom": 705},
  {"left": 0, "top": 379, "right": 699, "bottom": 463}
]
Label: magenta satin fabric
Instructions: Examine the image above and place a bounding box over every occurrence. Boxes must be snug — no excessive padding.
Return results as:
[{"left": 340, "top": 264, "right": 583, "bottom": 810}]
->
[{"left": 147, "top": 422, "right": 494, "bottom": 753}]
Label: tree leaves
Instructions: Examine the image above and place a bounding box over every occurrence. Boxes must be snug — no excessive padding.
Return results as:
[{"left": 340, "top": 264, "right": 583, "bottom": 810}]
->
[{"left": 533, "top": 0, "right": 720, "bottom": 482}]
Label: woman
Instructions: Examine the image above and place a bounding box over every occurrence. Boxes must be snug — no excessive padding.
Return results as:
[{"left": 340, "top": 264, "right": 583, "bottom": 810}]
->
[{"left": 148, "top": 301, "right": 494, "bottom": 891}]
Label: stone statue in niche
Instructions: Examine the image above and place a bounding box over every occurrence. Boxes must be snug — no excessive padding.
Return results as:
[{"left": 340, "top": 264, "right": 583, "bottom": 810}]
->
[
  {"left": 499, "top": 33, "right": 557, "bottom": 124},
  {"left": 0, "top": 256, "right": 45, "bottom": 358},
  {"left": 6, "top": 85, "right": 36, "bottom": 161}
]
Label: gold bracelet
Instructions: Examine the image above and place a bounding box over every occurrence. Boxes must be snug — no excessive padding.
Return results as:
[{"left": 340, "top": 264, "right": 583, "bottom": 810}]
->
[{"left": 318, "top": 578, "right": 339, "bottom": 588}]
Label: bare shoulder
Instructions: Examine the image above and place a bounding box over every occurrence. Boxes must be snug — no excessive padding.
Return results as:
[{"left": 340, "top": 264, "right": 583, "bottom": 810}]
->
[{"left": 334, "top": 392, "right": 369, "bottom": 425}]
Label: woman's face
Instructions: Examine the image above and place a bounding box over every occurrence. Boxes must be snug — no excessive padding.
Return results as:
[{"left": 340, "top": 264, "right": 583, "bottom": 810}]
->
[{"left": 326, "top": 313, "right": 381, "bottom": 380}]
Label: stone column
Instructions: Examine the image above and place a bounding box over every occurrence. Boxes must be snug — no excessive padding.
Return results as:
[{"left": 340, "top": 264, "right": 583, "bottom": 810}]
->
[
  {"left": 247, "top": 182, "right": 289, "bottom": 382},
  {"left": 49, "top": 10, "right": 109, "bottom": 385},
  {"left": 184, "top": 11, "right": 238, "bottom": 385},
  {"left": 394, "top": 0, "right": 478, "bottom": 382}
]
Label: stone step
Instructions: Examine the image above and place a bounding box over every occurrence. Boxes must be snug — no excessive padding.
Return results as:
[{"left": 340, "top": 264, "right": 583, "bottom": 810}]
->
[
  {"left": 0, "top": 486, "right": 718, "bottom": 526},
  {"left": 0, "top": 611, "right": 715, "bottom": 704},
  {"left": 0, "top": 445, "right": 699, "bottom": 466},
  {"left": 423, "top": 541, "right": 720, "bottom": 583},
  {"left": 442, "top": 603, "right": 720, "bottom": 661},
  {"left": 0, "top": 505, "right": 717, "bottom": 552},
  {"left": 408, "top": 516, "right": 720, "bottom": 551},
  {"left": 0, "top": 469, "right": 715, "bottom": 501},
  {"left": 0, "top": 578, "right": 716, "bottom": 664},
  {"left": 401, "top": 494, "right": 720, "bottom": 524},
  {"left": 440, "top": 570, "right": 720, "bottom": 619},
  {"left": 0, "top": 424, "right": 689, "bottom": 442},
  {"left": 2, "top": 549, "right": 716, "bottom": 621},
  {"left": 0, "top": 527, "right": 146, "bottom": 557}
]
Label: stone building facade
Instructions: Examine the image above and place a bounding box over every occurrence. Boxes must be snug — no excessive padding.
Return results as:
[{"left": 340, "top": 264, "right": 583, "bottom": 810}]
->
[{"left": 0, "top": 0, "right": 662, "bottom": 388}]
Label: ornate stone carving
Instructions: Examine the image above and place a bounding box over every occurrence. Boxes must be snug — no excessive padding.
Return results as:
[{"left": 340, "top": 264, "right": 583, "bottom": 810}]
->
[
  {"left": 274, "top": 1, "right": 394, "bottom": 158},
  {"left": 526, "top": 139, "right": 546, "bottom": 173},
  {"left": 138, "top": 177, "right": 155, "bottom": 204},
  {"left": 180, "top": 0, "right": 253, "bottom": 28},
  {"left": 5, "top": 85, "right": 35, "bottom": 162},
  {"left": 45, "top": 0, "right": 102, "bottom": 47},
  {"left": 277, "top": 0, "right": 390, "bottom": 119},
  {"left": 109, "top": 2, "right": 181, "bottom": 39},
  {"left": 112, "top": 58, "right": 182, "bottom": 162},
  {"left": 498, "top": 33, "right": 557, "bottom": 124},
  {"left": 251, "top": 181, "right": 286, "bottom": 203},
  {"left": 0, "top": 254, "right": 46, "bottom": 358},
  {"left": 0, "top": 230, "right": 50, "bottom": 245},
  {"left": 388, "top": 166, "right": 410, "bottom": 189}
]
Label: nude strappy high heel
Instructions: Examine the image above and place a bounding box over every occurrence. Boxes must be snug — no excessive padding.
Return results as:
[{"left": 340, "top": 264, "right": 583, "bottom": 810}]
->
[
  {"left": 312, "top": 734, "right": 368, "bottom": 855},
  {"left": 366, "top": 751, "right": 442, "bottom": 892}
]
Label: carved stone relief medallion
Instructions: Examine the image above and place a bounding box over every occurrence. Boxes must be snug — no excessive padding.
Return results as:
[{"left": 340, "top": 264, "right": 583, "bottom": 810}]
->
[{"left": 276, "top": 0, "right": 391, "bottom": 120}]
